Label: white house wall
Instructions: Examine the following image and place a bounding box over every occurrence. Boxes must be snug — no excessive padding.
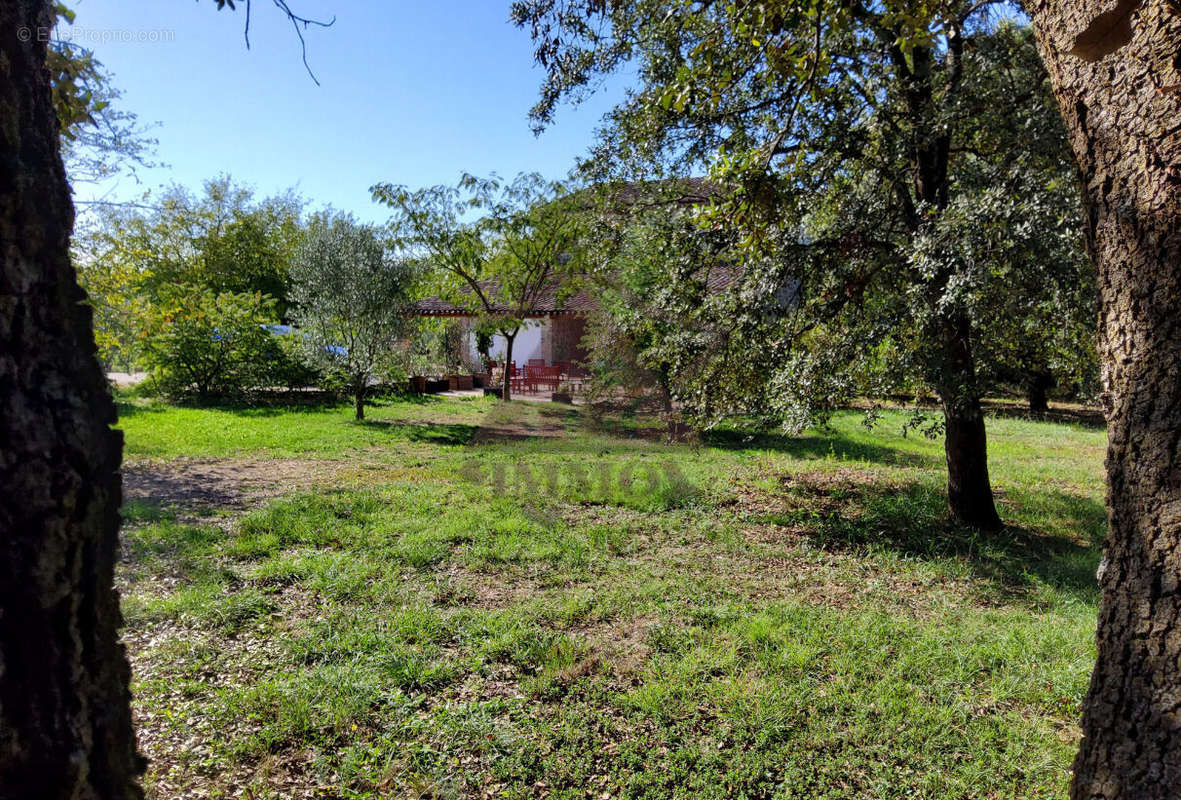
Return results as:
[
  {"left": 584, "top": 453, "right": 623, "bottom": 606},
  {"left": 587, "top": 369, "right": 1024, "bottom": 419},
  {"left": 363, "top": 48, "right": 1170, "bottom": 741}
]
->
[{"left": 468, "top": 318, "right": 548, "bottom": 364}]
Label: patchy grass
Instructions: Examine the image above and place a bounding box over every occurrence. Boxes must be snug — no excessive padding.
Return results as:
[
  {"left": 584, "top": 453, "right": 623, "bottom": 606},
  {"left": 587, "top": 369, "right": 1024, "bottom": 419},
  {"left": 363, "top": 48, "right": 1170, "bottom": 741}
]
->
[{"left": 117, "top": 397, "right": 1104, "bottom": 799}]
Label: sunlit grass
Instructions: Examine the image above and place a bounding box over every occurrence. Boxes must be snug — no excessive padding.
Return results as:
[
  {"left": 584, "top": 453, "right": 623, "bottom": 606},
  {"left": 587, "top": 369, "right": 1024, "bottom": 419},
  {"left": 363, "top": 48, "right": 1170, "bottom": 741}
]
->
[{"left": 118, "top": 396, "right": 1104, "bottom": 798}]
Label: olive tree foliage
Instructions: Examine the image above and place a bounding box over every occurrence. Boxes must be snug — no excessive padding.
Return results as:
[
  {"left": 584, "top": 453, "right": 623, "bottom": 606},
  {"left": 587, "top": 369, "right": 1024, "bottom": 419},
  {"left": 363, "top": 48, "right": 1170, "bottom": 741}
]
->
[
  {"left": 512, "top": 1, "right": 1090, "bottom": 528},
  {"left": 289, "top": 216, "right": 417, "bottom": 419},
  {"left": 372, "top": 173, "right": 586, "bottom": 400}
]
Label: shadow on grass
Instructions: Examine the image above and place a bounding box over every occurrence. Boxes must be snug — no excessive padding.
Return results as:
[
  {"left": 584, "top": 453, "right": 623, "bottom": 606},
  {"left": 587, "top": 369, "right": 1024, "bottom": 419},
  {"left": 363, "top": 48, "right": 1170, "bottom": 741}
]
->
[
  {"left": 704, "top": 427, "right": 936, "bottom": 467},
  {"left": 771, "top": 475, "right": 1103, "bottom": 602},
  {"left": 358, "top": 420, "right": 479, "bottom": 446},
  {"left": 114, "top": 401, "right": 169, "bottom": 420},
  {"left": 982, "top": 399, "right": 1106, "bottom": 429}
]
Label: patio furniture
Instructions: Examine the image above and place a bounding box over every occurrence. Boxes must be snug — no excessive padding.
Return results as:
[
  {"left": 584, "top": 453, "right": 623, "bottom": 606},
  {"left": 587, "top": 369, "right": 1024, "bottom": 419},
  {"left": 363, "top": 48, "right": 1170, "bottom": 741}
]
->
[
  {"left": 523, "top": 365, "right": 562, "bottom": 394},
  {"left": 508, "top": 363, "right": 525, "bottom": 394}
]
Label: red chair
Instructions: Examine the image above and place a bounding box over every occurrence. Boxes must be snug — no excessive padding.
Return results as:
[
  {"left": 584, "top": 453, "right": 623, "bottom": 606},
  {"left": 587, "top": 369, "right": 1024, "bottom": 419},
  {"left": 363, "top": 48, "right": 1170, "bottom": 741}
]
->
[{"left": 508, "top": 362, "right": 525, "bottom": 394}]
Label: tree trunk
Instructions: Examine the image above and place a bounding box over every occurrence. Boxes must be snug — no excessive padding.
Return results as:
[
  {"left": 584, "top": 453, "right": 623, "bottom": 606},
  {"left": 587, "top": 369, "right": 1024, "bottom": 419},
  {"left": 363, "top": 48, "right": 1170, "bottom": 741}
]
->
[
  {"left": 0, "top": 2, "right": 143, "bottom": 798},
  {"left": 501, "top": 331, "right": 516, "bottom": 401},
  {"left": 936, "top": 313, "right": 1003, "bottom": 530},
  {"left": 354, "top": 384, "right": 365, "bottom": 420},
  {"left": 1028, "top": 370, "right": 1053, "bottom": 415},
  {"left": 1029, "top": 2, "right": 1181, "bottom": 797}
]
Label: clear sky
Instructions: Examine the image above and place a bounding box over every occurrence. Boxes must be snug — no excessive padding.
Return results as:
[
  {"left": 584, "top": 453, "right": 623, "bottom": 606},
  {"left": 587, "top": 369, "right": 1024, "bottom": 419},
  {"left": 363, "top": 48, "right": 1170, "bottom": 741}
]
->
[{"left": 67, "top": 0, "right": 627, "bottom": 222}]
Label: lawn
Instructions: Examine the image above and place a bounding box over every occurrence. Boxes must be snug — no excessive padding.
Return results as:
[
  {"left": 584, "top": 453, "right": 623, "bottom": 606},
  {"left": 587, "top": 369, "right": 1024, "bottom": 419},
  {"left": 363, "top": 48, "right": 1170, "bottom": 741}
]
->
[{"left": 115, "top": 393, "right": 1105, "bottom": 799}]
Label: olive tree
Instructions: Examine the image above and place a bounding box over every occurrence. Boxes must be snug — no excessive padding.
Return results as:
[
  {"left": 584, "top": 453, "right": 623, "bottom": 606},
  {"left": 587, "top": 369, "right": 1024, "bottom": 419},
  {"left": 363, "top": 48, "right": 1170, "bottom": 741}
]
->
[{"left": 289, "top": 215, "right": 416, "bottom": 420}]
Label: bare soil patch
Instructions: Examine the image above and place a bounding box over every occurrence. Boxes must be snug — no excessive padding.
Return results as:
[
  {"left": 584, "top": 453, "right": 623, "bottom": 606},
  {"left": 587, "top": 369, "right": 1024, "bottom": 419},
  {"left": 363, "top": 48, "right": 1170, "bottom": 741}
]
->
[
  {"left": 123, "top": 458, "right": 344, "bottom": 512},
  {"left": 469, "top": 408, "right": 569, "bottom": 444}
]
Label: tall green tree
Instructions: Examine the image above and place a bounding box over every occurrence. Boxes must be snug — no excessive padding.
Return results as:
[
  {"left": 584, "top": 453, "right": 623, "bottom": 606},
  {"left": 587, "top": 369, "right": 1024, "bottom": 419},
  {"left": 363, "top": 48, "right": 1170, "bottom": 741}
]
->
[
  {"left": 75, "top": 175, "right": 307, "bottom": 366},
  {"left": 290, "top": 215, "right": 417, "bottom": 420},
  {"left": 373, "top": 173, "right": 585, "bottom": 401},
  {"left": 511, "top": 1, "right": 1091, "bottom": 530},
  {"left": 518, "top": 0, "right": 1181, "bottom": 793},
  {"left": 89, "top": 176, "right": 305, "bottom": 309}
]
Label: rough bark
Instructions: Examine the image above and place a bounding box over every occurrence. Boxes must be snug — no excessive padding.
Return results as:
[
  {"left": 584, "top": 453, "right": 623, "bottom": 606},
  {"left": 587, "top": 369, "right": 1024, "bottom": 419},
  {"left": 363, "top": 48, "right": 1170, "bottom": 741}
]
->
[
  {"left": 0, "top": 2, "right": 143, "bottom": 798},
  {"left": 1028, "top": 1, "right": 1181, "bottom": 797}
]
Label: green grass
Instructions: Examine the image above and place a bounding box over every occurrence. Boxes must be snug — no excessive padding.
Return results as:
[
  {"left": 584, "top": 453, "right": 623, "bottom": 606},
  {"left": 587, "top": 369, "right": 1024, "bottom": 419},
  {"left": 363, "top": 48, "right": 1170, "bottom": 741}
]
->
[
  {"left": 116, "top": 392, "right": 490, "bottom": 460},
  {"left": 116, "top": 395, "right": 1105, "bottom": 799}
]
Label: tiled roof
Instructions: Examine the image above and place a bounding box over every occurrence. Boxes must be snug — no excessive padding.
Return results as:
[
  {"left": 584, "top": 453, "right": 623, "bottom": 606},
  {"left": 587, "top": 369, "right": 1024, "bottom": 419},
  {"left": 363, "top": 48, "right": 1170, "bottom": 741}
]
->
[{"left": 409, "top": 280, "right": 598, "bottom": 317}]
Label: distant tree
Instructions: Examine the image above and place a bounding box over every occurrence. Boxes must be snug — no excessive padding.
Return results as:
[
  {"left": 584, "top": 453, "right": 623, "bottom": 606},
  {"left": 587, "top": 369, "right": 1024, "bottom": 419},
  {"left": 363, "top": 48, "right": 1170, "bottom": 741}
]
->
[
  {"left": 76, "top": 175, "right": 307, "bottom": 364},
  {"left": 579, "top": 194, "right": 773, "bottom": 433},
  {"left": 937, "top": 24, "right": 1098, "bottom": 413},
  {"left": 96, "top": 176, "right": 304, "bottom": 308},
  {"left": 373, "top": 173, "right": 586, "bottom": 400},
  {"left": 289, "top": 216, "right": 417, "bottom": 420}
]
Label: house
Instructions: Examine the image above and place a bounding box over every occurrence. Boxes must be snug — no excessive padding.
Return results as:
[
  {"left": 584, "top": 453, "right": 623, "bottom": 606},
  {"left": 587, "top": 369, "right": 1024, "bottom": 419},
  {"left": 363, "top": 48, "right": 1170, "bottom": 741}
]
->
[
  {"left": 408, "top": 281, "right": 598, "bottom": 366},
  {"left": 405, "top": 178, "right": 782, "bottom": 370}
]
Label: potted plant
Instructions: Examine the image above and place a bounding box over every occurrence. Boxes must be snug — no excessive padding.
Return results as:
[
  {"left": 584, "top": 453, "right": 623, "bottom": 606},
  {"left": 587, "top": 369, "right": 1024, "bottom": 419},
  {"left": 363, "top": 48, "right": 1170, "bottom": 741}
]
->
[{"left": 551, "top": 381, "right": 574, "bottom": 404}]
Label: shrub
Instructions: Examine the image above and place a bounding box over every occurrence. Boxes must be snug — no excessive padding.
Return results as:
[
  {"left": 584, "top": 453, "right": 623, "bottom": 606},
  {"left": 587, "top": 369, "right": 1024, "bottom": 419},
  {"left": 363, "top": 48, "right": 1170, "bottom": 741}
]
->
[{"left": 139, "top": 287, "right": 279, "bottom": 401}]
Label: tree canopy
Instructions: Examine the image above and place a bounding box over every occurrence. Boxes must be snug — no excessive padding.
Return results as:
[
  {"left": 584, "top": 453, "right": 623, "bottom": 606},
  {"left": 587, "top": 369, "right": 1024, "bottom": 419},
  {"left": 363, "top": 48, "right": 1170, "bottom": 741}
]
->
[
  {"left": 289, "top": 214, "right": 418, "bottom": 419},
  {"left": 512, "top": 1, "right": 1092, "bottom": 529}
]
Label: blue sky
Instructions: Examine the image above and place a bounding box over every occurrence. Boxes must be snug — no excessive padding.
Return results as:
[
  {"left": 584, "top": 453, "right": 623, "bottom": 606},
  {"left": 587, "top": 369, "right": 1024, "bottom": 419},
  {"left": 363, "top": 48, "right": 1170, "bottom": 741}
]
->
[{"left": 68, "top": 0, "right": 628, "bottom": 222}]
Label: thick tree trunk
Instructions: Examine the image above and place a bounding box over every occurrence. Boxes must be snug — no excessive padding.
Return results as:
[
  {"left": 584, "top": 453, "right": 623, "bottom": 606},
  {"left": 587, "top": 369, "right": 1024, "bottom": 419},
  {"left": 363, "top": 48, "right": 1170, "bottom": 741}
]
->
[
  {"left": 936, "top": 313, "right": 1003, "bottom": 531},
  {"left": 1028, "top": 370, "right": 1053, "bottom": 415},
  {"left": 501, "top": 332, "right": 516, "bottom": 401},
  {"left": 0, "top": 2, "right": 143, "bottom": 798},
  {"left": 1029, "top": 2, "right": 1181, "bottom": 797}
]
